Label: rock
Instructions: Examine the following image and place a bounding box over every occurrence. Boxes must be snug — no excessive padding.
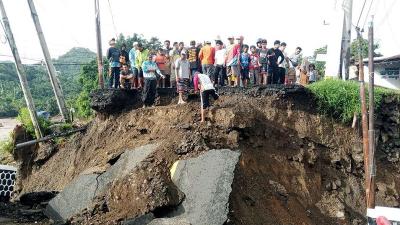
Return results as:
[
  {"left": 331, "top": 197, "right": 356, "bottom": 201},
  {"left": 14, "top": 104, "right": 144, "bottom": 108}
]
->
[
  {"left": 45, "top": 144, "right": 158, "bottom": 223},
  {"left": 335, "top": 180, "right": 342, "bottom": 188},
  {"left": 227, "top": 131, "right": 240, "bottom": 148},
  {"left": 159, "top": 149, "right": 240, "bottom": 225},
  {"left": 19, "top": 191, "right": 58, "bottom": 206},
  {"left": 269, "top": 180, "right": 288, "bottom": 198},
  {"left": 316, "top": 193, "right": 345, "bottom": 219},
  {"left": 123, "top": 213, "right": 155, "bottom": 225}
]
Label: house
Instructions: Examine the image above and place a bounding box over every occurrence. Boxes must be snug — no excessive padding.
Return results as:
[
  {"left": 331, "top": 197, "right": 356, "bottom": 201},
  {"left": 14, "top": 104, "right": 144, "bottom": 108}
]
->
[{"left": 350, "top": 54, "right": 400, "bottom": 90}]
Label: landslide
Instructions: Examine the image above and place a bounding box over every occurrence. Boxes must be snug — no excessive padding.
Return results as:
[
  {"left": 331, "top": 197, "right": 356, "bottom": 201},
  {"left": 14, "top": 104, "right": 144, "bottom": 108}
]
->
[{"left": 14, "top": 86, "right": 400, "bottom": 224}]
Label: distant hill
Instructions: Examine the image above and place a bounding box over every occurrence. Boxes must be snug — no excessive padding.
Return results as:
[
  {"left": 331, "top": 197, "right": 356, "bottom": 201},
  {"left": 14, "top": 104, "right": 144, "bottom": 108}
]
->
[{"left": 0, "top": 47, "right": 96, "bottom": 117}]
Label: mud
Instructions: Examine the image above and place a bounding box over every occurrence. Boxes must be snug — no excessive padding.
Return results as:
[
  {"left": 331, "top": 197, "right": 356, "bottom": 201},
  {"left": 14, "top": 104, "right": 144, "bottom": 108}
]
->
[{"left": 8, "top": 85, "right": 400, "bottom": 224}]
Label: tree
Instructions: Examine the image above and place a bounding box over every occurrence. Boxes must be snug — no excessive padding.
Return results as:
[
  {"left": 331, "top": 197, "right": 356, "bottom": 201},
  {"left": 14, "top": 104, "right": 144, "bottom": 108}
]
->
[
  {"left": 115, "top": 33, "right": 162, "bottom": 52},
  {"left": 313, "top": 45, "right": 327, "bottom": 78},
  {"left": 350, "top": 37, "right": 382, "bottom": 61}
]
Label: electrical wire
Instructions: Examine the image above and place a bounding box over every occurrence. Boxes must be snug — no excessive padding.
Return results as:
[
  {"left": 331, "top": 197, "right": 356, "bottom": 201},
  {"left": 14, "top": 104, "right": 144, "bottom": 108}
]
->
[
  {"left": 361, "top": 0, "right": 375, "bottom": 30},
  {"left": 356, "top": 0, "right": 368, "bottom": 28},
  {"left": 107, "top": 0, "right": 118, "bottom": 38}
]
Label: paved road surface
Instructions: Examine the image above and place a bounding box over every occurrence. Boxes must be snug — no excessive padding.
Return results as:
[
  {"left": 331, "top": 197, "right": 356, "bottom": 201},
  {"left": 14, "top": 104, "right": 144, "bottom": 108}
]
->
[{"left": 0, "top": 118, "right": 18, "bottom": 141}]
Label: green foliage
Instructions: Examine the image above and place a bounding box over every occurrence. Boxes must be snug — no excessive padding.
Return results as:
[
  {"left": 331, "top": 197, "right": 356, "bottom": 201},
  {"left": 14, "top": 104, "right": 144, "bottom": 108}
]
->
[
  {"left": 0, "top": 47, "right": 96, "bottom": 118},
  {"left": 59, "top": 123, "right": 73, "bottom": 132},
  {"left": 17, "top": 108, "right": 52, "bottom": 138},
  {"left": 115, "top": 33, "right": 162, "bottom": 53},
  {"left": 350, "top": 37, "right": 382, "bottom": 61},
  {"left": 74, "top": 60, "right": 98, "bottom": 118},
  {"left": 313, "top": 45, "right": 327, "bottom": 78},
  {"left": 0, "top": 138, "right": 14, "bottom": 155},
  {"left": 308, "top": 79, "right": 396, "bottom": 123}
]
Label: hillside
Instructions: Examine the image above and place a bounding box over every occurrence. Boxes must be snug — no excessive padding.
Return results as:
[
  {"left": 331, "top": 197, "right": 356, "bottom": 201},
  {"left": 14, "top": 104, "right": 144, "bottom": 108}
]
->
[{"left": 0, "top": 47, "right": 96, "bottom": 118}]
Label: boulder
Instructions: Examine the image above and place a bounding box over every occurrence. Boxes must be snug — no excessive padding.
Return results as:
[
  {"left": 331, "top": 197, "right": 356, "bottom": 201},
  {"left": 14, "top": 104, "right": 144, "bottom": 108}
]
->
[
  {"left": 154, "top": 149, "right": 240, "bottom": 225},
  {"left": 45, "top": 144, "right": 158, "bottom": 223}
]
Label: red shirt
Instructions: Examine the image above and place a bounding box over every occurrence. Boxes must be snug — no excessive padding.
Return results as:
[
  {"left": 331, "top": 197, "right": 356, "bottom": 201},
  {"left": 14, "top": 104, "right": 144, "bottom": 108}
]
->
[
  {"left": 249, "top": 53, "right": 260, "bottom": 69},
  {"left": 155, "top": 55, "right": 167, "bottom": 71}
]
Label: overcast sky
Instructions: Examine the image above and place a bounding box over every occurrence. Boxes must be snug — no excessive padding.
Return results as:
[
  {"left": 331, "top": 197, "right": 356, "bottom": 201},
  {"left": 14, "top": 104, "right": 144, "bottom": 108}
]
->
[{"left": 0, "top": 0, "right": 399, "bottom": 64}]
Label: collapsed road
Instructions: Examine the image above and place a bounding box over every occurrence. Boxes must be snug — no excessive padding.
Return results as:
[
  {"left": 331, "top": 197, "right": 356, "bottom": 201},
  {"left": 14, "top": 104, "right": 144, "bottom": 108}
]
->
[{"left": 1, "top": 85, "right": 399, "bottom": 225}]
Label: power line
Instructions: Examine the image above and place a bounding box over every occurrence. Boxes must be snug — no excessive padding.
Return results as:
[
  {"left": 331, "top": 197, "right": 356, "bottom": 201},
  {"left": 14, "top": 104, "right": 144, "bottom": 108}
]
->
[
  {"left": 356, "top": 0, "right": 367, "bottom": 28},
  {"left": 361, "top": 0, "right": 374, "bottom": 30},
  {"left": 107, "top": 0, "right": 118, "bottom": 38}
]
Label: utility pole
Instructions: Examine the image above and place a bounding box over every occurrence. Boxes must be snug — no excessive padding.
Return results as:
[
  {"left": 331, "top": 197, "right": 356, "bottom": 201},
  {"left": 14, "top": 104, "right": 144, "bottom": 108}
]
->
[
  {"left": 367, "top": 17, "right": 376, "bottom": 209},
  {"left": 340, "top": 0, "right": 353, "bottom": 80},
  {"left": 27, "top": 0, "right": 70, "bottom": 122},
  {"left": 356, "top": 26, "right": 370, "bottom": 210},
  {"left": 0, "top": 0, "right": 43, "bottom": 138},
  {"left": 94, "top": 0, "right": 104, "bottom": 89}
]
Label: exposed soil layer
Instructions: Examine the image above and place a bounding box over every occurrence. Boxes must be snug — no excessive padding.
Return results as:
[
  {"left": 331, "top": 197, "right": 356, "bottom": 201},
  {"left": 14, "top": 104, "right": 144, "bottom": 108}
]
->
[{"left": 9, "top": 85, "right": 400, "bottom": 224}]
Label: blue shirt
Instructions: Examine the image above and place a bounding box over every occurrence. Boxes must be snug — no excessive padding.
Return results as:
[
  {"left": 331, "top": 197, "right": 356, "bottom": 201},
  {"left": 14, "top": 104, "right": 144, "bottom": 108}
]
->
[
  {"left": 240, "top": 52, "right": 250, "bottom": 68},
  {"left": 142, "top": 61, "right": 161, "bottom": 80},
  {"left": 129, "top": 48, "right": 136, "bottom": 66}
]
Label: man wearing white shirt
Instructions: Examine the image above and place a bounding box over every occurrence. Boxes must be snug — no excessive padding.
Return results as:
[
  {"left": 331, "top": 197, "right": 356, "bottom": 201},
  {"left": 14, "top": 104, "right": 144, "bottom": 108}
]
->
[{"left": 213, "top": 40, "right": 227, "bottom": 86}]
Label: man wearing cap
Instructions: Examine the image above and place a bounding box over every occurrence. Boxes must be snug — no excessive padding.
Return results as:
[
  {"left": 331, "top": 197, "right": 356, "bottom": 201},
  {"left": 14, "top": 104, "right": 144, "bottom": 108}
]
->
[
  {"left": 198, "top": 41, "right": 215, "bottom": 77},
  {"left": 175, "top": 50, "right": 190, "bottom": 104},
  {"left": 129, "top": 42, "right": 138, "bottom": 68},
  {"left": 134, "top": 43, "right": 149, "bottom": 89},
  {"left": 106, "top": 38, "right": 121, "bottom": 88}
]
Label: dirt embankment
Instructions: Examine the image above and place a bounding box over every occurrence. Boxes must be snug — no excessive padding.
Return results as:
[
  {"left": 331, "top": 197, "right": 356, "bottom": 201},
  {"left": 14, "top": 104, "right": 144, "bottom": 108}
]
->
[{"left": 11, "top": 86, "right": 400, "bottom": 224}]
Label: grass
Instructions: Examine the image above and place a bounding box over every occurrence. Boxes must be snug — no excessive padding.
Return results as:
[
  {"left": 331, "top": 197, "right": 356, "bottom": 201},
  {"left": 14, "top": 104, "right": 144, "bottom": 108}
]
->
[{"left": 307, "top": 79, "right": 399, "bottom": 124}]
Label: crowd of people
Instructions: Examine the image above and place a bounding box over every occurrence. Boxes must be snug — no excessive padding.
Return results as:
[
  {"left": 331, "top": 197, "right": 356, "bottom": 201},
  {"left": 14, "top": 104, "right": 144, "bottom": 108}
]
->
[{"left": 106, "top": 36, "right": 319, "bottom": 110}]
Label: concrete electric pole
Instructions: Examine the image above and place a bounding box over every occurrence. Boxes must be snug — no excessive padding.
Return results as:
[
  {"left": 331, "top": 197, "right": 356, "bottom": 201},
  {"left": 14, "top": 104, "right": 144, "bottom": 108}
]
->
[
  {"left": 340, "top": 0, "right": 353, "bottom": 80},
  {"left": 27, "top": 0, "right": 70, "bottom": 122},
  {"left": 0, "top": 0, "right": 43, "bottom": 138},
  {"left": 94, "top": 0, "right": 104, "bottom": 89}
]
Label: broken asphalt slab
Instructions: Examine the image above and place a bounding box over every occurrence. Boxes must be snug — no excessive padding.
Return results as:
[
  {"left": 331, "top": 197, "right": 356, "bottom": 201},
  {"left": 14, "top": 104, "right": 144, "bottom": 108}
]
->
[
  {"left": 45, "top": 144, "right": 158, "bottom": 223},
  {"left": 148, "top": 149, "right": 240, "bottom": 225}
]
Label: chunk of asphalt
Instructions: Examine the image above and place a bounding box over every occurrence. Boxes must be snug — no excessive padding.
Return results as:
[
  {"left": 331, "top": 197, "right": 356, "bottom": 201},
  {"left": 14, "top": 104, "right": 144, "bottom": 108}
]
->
[{"left": 45, "top": 144, "right": 158, "bottom": 223}]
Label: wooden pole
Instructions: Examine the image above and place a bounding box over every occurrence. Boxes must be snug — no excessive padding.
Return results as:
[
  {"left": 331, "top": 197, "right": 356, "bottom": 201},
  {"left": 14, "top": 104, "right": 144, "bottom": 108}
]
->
[
  {"left": 94, "top": 0, "right": 104, "bottom": 89},
  {"left": 0, "top": 0, "right": 43, "bottom": 138},
  {"left": 356, "top": 26, "right": 370, "bottom": 209},
  {"left": 367, "top": 17, "right": 376, "bottom": 209},
  {"left": 27, "top": 0, "right": 70, "bottom": 122}
]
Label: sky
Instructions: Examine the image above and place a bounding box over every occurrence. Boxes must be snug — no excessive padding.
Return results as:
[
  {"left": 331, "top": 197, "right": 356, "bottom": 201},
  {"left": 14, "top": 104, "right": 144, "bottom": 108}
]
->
[{"left": 0, "top": 0, "right": 399, "bottom": 64}]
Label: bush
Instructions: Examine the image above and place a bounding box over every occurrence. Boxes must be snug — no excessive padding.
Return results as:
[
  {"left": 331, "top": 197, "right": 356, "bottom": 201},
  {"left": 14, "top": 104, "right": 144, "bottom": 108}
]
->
[
  {"left": 17, "top": 107, "right": 52, "bottom": 138},
  {"left": 0, "top": 138, "right": 14, "bottom": 155},
  {"left": 308, "top": 79, "right": 397, "bottom": 123}
]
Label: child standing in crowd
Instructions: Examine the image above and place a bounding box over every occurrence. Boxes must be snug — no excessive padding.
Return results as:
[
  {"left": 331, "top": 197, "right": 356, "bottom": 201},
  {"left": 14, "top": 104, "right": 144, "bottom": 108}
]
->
[
  {"left": 249, "top": 45, "right": 260, "bottom": 85},
  {"left": 240, "top": 44, "right": 250, "bottom": 88},
  {"left": 193, "top": 72, "right": 219, "bottom": 122},
  {"left": 175, "top": 51, "right": 190, "bottom": 104},
  {"left": 142, "top": 54, "right": 164, "bottom": 108},
  {"left": 259, "top": 39, "right": 268, "bottom": 85},
  {"left": 106, "top": 38, "right": 121, "bottom": 88}
]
